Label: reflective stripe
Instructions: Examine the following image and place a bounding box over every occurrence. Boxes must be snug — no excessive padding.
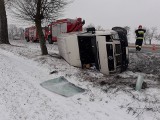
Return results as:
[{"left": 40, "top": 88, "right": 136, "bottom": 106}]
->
[
  {"left": 137, "top": 37, "right": 143, "bottom": 39},
  {"left": 138, "top": 31, "right": 144, "bottom": 34}
]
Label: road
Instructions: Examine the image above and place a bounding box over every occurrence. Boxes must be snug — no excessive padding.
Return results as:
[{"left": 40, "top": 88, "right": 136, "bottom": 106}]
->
[{"left": 129, "top": 44, "right": 160, "bottom": 53}]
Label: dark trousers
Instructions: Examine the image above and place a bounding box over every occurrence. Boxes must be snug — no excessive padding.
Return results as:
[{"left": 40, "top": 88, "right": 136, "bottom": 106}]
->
[{"left": 135, "top": 39, "right": 143, "bottom": 47}]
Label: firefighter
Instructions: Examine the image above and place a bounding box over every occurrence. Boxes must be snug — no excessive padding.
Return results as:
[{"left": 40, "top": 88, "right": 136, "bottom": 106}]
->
[{"left": 135, "top": 25, "right": 146, "bottom": 51}]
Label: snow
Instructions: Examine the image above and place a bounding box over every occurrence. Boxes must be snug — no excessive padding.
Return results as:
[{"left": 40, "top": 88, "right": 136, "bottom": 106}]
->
[{"left": 0, "top": 40, "right": 160, "bottom": 120}]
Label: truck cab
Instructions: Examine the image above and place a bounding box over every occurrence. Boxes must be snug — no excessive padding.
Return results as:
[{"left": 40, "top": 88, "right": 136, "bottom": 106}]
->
[{"left": 47, "top": 18, "right": 85, "bottom": 44}]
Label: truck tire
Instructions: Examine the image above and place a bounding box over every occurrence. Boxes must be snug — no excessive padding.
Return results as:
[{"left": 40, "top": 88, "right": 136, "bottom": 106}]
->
[
  {"left": 35, "top": 39, "right": 39, "bottom": 43},
  {"left": 26, "top": 38, "right": 29, "bottom": 42}
]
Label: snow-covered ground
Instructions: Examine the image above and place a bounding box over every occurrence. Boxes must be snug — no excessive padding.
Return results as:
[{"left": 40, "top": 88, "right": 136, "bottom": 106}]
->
[{"left": 0, "top": 40, "right": 160, "bottom": 120}]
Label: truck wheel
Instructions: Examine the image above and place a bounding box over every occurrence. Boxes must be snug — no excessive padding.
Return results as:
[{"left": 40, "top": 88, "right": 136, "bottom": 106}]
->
[
  {"left": 48, "top": 37, "right": 53, "bottom": 44},
  {"left": 26, "top": 38, "right": 29, "bottom": 42},
  {"left": 36, "top": 39, "right": 39, "bottom": 43},
  {"left": 31, "top": 38, "right": 34, "bottom": 42}
]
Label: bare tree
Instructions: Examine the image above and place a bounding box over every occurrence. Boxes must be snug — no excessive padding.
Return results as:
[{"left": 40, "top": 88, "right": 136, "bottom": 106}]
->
[
  {"left": 83, "top": 24, "right": 105, "bottom": 31},
  {"left": 9, "top": 0, "right": 69, "bottom": 55},
  {"left": 154, "top": 34, "right": 160, "bottom": 41},
  {"left": 0, "top": 0, "right": 10, "bottom": 44},
  {"left": 18, "top": 27, "right": 24, "bottom": 40},
  {"left": 149, "top": 27, "right": 157, "bottom": 45},
  {"left": 96, "top": 25, "right": 104, "bottom": 31},
  {"left": 143, "top": 28, "right": 150, "bottom": 45},
  {"left": 8, "top": 24, "right": 17, "bottom": 39},
  {"left": 8, "top": 24, "right": 24, "bottom": 40},
  {"left": 124, "top": 26, "right": 130, "bottom": 36},
  {"left": 144, "top": 27, "right": 157, "bottom": 45},
  {"left": 83, "top": 23, "right": 95, "bottom": 31}
]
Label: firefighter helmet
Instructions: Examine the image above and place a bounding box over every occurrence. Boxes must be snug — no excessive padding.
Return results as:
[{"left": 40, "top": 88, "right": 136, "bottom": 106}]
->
[{"left": 138, "top": 25, "right": 142, "bottom": 29}]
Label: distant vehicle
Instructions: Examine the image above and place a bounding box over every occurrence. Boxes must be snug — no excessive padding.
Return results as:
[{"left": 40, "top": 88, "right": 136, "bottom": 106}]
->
[
  {"left": 24, "top": 26, "right": 47, "bottom": 42},
  {"left": 24, "top": 18, "right": 85, "bottom": 44}
]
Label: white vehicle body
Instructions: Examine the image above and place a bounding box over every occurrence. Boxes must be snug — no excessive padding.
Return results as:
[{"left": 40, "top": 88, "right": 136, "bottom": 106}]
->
[{"left": 58, "top": 29, "right": 129, "bottom": 75}]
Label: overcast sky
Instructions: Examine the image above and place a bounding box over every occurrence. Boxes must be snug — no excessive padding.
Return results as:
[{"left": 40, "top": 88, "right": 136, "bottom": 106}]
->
[
  {"left": 7, "top": 0, "right": 160, "bottom": 32},
  {"left": 63, "top": 0, "right": 160, "bottom": 30}
]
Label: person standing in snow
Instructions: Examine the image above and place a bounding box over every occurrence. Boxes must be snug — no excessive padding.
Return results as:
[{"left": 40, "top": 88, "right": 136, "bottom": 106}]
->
[{"left": 135, "top": 25, "right": 146, "bottom": 51}]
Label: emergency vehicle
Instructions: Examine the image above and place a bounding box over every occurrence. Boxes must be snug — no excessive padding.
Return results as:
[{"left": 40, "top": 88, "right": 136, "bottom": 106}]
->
[
  {"left": 47, "top": 18, "right": 85, "bottom": 44},
  {"left": 24, "top": 18, "right": 85, "bottom": 43},
  {"left": 24, "top": 26, "right": 47, "bottom": 42}
]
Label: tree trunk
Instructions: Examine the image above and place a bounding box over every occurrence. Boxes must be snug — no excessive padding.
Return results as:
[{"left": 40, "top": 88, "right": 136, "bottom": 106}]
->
[
  {"left": 35, "top": 0, "right": 48, "bottom": 55},
  {"left": 0, "top": 0, "right": 10, "bottom": 44},
  {"left": 35, "top": 20, "right": 48, "bottom": 55},
  {"left": 144, "top": 39, "right": 146, "bottom": 45},
  {"left": 149, "top": 39, "right": 151, "bottom": 45}
]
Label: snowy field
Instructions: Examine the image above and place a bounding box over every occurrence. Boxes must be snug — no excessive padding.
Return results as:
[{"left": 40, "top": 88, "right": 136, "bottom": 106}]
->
[{"left": 0, "top": 39, "right": 160, "bottom": 120}]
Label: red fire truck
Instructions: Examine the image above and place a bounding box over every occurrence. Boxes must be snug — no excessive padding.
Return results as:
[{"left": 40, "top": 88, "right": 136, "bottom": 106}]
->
[
  {"left": 47, "top": 18, "right": 85, "bottom": 43},
  {"left": 25, "top": 26, "right": 47, "bottom": 42},
  {"left": 24, "top": 18, "right": 85, "bottom": 44}
]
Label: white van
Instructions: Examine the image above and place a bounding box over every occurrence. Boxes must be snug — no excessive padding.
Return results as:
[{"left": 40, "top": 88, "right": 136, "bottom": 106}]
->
[{"left": 58, "top": 27, "right": 129, "bottom": 75}]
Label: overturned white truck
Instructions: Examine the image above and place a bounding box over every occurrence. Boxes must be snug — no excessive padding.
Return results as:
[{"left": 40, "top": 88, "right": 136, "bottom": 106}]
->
[{"left": 57, "top": 27, "right": 129, "bottom": 75}]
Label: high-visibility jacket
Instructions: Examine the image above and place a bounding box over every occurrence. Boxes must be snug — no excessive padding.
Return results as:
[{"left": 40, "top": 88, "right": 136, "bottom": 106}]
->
[{"left": 135, "top": 29, "right": 146, "bottom": 39}]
